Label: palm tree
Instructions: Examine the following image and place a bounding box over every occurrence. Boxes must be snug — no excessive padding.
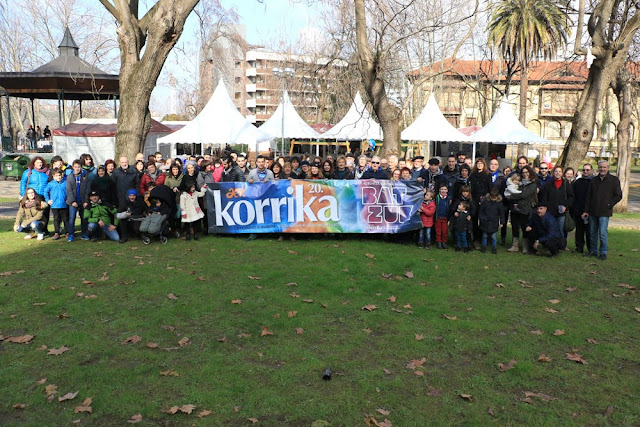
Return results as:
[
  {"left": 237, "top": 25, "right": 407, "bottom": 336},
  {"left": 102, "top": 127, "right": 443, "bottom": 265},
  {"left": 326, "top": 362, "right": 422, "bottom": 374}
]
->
[{"left": 488, "top": 0, "right": 570, "bottom": 153}]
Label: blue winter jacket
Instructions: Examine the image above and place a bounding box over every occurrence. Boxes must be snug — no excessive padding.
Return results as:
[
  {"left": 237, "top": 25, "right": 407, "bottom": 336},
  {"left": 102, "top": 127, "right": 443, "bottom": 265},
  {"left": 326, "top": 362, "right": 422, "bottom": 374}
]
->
[
  {"left": 44, "top": 179, "right": 68, "bottom": 209},
  {"left": 20, "top": 168, "right": 50, "bottom": 197}
]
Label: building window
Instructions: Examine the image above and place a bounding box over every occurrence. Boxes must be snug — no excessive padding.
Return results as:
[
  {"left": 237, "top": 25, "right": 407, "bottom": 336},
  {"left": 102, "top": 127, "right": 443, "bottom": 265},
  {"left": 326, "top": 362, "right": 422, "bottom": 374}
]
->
[
  {"left": 235, "top": 77, "right": 241, "bottom": 84},
  {"left": 235, "top": 61, "right": 241, "bottom": 69},
  {"left": 235, "top": 92, "right": 241, "bottom": 100},
  {"left": 465, "top": 117, "right": 477, "bottom": 127}
]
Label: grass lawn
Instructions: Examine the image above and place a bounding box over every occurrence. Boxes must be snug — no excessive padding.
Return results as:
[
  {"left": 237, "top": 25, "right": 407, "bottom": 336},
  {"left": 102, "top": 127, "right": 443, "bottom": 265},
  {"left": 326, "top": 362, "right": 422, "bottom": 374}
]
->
[{"left": 1, "top": 220, "right": 639, "bottom": 425}]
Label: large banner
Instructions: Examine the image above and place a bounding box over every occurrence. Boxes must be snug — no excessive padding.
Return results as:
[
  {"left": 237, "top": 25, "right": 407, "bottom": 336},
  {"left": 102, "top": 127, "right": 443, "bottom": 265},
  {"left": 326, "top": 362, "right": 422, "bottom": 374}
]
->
[{"left": 205, "top": 180, "right": 424, "bottom": 234}]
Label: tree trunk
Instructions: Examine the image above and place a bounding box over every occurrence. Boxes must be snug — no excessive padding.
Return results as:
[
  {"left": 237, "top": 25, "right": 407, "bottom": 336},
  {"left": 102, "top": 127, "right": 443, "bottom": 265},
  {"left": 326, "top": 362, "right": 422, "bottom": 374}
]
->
[
  {"left": 517, "top": 60, "right": 528, "bottom": 157},
  {"left": 612, "top": 75, "right": 631, "bottom": 212},
  {"left": 99, "top": 0, "right": 200, "bottom": 160},
  {"left": 354, "top": 0, "right": 402, "bottom": 158}
]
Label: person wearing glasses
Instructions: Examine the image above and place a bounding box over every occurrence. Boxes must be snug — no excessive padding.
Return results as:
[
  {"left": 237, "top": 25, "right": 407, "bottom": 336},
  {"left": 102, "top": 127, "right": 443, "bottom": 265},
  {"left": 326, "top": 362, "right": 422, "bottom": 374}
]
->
[
  {"left": 362, "top": 156, "right": 389, "bottom": 179},
  {"left": 570, "top": 164, "right": 594, "bottom": 253},
  {"left": 537, "top": 162, "right": 552, "bottom": 190}
]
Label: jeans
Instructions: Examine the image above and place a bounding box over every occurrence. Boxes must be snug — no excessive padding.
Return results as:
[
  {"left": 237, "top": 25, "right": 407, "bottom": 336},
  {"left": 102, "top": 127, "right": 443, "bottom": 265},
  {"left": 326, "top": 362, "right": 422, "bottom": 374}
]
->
[
  {"left": 589, "top": 216, "right": 609, "bottom": 255},
  {"left": 482, "top": 231, "right": 497, "bottom": 249},
  {"left": 68, "top": 204, "right": 88, "bottom": 236},
  {"left": 456, "top": 231, "right": 468, "bottom": 248},
  {"left": 419, "top": 227, "right": 431, "bottom": 245},
  {"left": 17, "top": 221, "right": 44, "bottom": 234},
  {"left": 87, "top": 222, "right": 120, "bottom": 241}
]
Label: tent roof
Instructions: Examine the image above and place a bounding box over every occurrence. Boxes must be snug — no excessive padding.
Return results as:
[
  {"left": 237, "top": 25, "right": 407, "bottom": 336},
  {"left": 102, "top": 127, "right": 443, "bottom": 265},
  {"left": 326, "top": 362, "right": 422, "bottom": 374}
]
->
[
  {"left": 52, "top": 118, "right": 172, "bottom": 137},
  {"left": 320, "top": 92, "right": 382, "bottom": 140},
  {"left": 401, "top": 94, "right": 471, "bottom": 141},
  {"left": 158, "top": 79, "right": 272, "bottom": 146},
  {"left": 471, "top": 99, "right": 551, "bottom": 144},
  {"left": 259, "top": 91, "right": 319, "bottom": 139}
]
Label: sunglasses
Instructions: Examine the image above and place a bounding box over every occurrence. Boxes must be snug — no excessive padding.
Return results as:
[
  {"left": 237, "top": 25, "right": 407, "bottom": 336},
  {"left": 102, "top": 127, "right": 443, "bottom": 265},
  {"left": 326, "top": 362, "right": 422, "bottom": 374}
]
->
[
  {"left": 583, "top": 169, "right": 592, "bottom": 171},
  {"left": 540, "top": 168, "right": 548, "bottom": 170},
  {"left": 372, "top": 161, "right": 380, "bottom": 164}
]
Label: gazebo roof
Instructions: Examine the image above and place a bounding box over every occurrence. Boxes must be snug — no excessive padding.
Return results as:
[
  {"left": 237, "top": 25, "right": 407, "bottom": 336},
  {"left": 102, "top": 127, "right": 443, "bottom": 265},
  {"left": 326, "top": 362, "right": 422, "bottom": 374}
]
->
[{"left": 0, "top": 27, "right": 118, "bottom": 101}]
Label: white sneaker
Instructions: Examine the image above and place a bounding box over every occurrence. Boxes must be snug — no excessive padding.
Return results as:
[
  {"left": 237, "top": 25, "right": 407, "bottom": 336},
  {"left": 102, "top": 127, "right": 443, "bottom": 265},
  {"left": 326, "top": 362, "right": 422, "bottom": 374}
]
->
[
  {"left": 37, "top": 234, "right": 44, "bottom": 240},
  {"left": 24, "top": 234, "right": 33, "bottom": 239}
]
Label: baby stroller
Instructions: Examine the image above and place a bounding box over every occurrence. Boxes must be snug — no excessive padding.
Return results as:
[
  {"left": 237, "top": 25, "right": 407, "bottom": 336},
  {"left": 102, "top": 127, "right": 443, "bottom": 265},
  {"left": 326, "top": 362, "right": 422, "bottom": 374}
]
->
[{"left": 140, "top": 185, "right": 175, "bottom": 244}]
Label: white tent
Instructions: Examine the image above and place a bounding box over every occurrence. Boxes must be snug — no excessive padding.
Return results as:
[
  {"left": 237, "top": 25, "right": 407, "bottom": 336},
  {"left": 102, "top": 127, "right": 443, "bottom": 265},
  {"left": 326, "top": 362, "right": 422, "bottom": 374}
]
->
[
  {"left": 472, "top": 98, "right": 550, "bottom": 144},
  {"left": 157, "top": 79, "right": 274, "bottom": 154},
  {"left": 401, "top": 94, "right": 471, "bottom": 142},
  {"left": 259, "top": 91, "right": 320, "bottom": 139},
  {"left": 321, "top": 92, "right": 382, "bottom": 140},
  {"left": 52, "top": 118, "right": 172, "bottom": 165}
]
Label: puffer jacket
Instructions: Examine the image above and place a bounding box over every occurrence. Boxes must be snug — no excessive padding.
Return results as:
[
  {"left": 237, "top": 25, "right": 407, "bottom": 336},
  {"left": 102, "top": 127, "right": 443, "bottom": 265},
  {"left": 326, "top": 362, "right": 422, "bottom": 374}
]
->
[
  {"left": 20, "top": 168, "right": 49, "bottom": 197},
  {"left": 478, "top": 195, "right": 505, "bottom": 233},
  {"left": 84, "top": 200, "right": 118, "bottom": 226},
  {"left": 44, "top": 179, "right": 68, "bottom": 209},
  {"left": 139, "top": 171, "right": 166, "bottom": 195}
]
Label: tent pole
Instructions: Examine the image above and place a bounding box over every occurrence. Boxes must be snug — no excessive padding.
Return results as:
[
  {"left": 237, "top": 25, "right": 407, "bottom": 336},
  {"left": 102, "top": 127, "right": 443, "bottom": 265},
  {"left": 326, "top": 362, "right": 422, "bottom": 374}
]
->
[
  {"left": 30, "top": 98, "right": 36, "bottom": 128},
  {"left": 79, "top": 100, "right": 83, "bottom": 118},
  {"left": 6, "top": 95, "right": 13, "bottom": 150},
  {"left": 61, "top": 90, "right": 66, "bottom": 125},
  {"left": 113, "top": 96, "right": 117, "bottom": 118},
  {"left": 57, "top": 91, "right": 62, "bottom": 127}
]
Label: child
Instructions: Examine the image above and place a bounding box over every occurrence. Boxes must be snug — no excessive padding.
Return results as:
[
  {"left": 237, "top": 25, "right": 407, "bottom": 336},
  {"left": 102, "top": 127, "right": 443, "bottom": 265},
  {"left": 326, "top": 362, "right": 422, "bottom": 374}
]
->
[
  {"left": 434, "top": 184, "right": 451, "bottom": 249},
  {"left": 14, "top": 187, "right": 45, "bottom": 240},
  {"left": 418, "top": 190, "right": 436, "bottom": 249},
  {"left": 84, "top": 191, "right": 120, "bottom": 242},
  {"left": 504, "top": 173, "right": 522, "bottom": 198},
  {"left": 451, "top": 184, "right": 475, "bottom": 250},
  {"left": 453, "top": 200, "right": 472, "bottom": 252},
  {"left": 479, "top": 187, "right": 506, "bottom": 254},
  {"left": 144, "top": 182, "right": 157, "bottom": 207},
  {"left": 43, "top": 168, "right": 69, "bottom": 240},
  {"left": 180, "top": 184, "right": 207, "bottom": 241},
  {"left": 65, "top": 159, "right": 91, "bottom": 242},
  {"left": 139, "top": 197, "right": 172, "bottom": 236}
]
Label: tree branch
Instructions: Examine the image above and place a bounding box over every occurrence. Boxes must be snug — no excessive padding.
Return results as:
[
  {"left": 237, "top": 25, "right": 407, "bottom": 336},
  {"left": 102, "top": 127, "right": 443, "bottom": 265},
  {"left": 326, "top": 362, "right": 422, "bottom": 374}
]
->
[{"left": 98, "top": 0, "right": 120, "bottom": 22}]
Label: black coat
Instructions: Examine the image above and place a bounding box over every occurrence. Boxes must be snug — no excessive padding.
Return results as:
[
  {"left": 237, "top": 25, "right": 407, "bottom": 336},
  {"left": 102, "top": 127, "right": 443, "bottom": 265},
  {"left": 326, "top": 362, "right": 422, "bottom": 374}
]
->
[
  {"left": 222, "top": 166, "right": 244, "bottom": 182},
  {"left": 469, "top": 171, "right": 491, "bottom": 202},
  {"left": 118, "top": 196, "right": 146, "bottom": 217},
  {"left": 507, "top": 180, "right": 537, "bottom": 215},
  {"left": 112, "top": 167, "right": 139, "bottom": 208},
  {"left": 540, "top": 178, "right": 574, "bottom": 218},
  {"left": 585, "top": 173, "right": 622, "bottom": 217},
  {"left": 332, "top": 168, "right": 354, "bottom": 180},
  {"left": 362, "top": 169, "right": 389, "bottom": 179},
  {"left": 571, "top": 176, "right": 593, "bottom": 217},
  {"left": 452, "top": 210, "right": 472, "bottom": 233},
  {"left": 479, "top": 197, "right": 505, "bottom": 233},
  {"left": 180, "top": 173, "right": 199, "bottom": 192}
]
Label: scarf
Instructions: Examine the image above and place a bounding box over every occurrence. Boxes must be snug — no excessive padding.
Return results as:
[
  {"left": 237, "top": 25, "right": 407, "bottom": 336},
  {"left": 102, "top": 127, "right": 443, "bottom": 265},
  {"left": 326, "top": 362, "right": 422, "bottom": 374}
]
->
[
  {"left": 147, "top": 170, "right": 159, "bottom": 181},
  {"left": 34, "top": 165, "right": 49, "bottom": 175}
]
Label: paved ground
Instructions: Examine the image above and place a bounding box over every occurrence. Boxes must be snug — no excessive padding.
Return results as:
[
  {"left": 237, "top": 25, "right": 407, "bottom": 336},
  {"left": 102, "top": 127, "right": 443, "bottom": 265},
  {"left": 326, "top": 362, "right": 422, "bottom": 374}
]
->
[{"left": 1, "top": 174, "right": 639, "bottom": 229}]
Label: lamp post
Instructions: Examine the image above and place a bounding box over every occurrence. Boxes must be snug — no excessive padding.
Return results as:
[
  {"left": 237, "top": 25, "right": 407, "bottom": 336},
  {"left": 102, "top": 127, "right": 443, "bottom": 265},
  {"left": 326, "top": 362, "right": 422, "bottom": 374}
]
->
[{"left": 272, "top": 67, "right": 295, "bottom": 157}]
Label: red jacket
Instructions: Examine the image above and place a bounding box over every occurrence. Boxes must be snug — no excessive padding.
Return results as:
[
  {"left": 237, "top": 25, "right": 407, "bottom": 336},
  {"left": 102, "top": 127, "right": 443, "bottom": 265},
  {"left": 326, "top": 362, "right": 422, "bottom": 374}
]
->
[
  {"left": 420, "top": 200, "right": 436, "bottom": 227},
  {"left": 139, "top": 172, "right": 166, "bottom": 195}
]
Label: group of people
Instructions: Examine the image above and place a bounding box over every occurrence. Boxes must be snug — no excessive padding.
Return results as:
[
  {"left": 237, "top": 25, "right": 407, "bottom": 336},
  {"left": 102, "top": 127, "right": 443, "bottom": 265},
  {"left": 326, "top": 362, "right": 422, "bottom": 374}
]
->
[{"left": 14, "top": 150, "right": 622, "bottom": 259}]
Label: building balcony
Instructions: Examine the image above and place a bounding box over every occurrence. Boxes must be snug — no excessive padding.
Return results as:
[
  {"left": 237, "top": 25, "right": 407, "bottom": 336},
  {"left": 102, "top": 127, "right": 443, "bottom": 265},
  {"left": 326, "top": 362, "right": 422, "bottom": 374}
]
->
[
  {"left": 539, "top": 107, "right": 575, "bottom": 118},
  {"left": 246, "top": 68, "right": 257, "bottom": 77},
  {"left": 246, "top": 84, "right": 256, "bottom": 92},
  {"left": 246, "top": 115, "right": 257, "bottom": 123},
  {"left": 246, "top": 99, "right": 257, "bottom": 108}
]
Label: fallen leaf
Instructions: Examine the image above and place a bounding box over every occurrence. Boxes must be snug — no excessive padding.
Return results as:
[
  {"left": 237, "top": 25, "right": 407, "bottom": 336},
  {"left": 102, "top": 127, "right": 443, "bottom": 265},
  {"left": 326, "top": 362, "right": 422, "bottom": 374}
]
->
[
  {"left": 273, "top": 313, "right": 281, "bottom": 318},
  {"left": 58, "top": 313, "right": 69, "bottom": 319},
  {"left": 363, "top": 328, "right": 372, "bottom": 334},
  {"left": 618, "top": 283, "right": 636, "bottom": 290},
  {"left": 84, "top": 294, "right": 97, "bottom": 299},
  {"left": 586, "top": 338, "right": 599, "bottom": 344},
  {"left": 405, "top": 358, "right": 426, "bottom": 370},
  {"left": 538, "top": 354, "right": 552, "bottom": 362},
  {"left": 234, "top": 406, "right": 241, "bottom": 412},
  {"left": 167, "top": 293, "right": 179, "bottom": 300},
  {"left": 162, "top": 325, "right": 176, "bottom": 331},
  {"left": 544, "top": 308, "right": 558, "bottom": 314},
  {"left": 197, "top": 276, "right": 206, "bottom": 281},
  {"left": 37, "top": 378, "right": 47, "bottom": 384},
  {"left": 530, "top": 330, "right": 543, "bottom": 335},
  {"left": 303, "top": 299, "right": 314, "bottom": 303},
  {"left": 403, "top": 303, "right": 412, "bottom": 309},
  {"left": 198, "top": 410, "right": 212, "bottom": 418},
  {"left": 178, "top": 337, "right": 190, "bottom": 346},
  {"left": 553, "top": 329, "right": 565, "bottom": 336},
  {"left": 47, "top": 346, "right": 69, "bottom": 355},
  {"left": 261, "top": 326, "right": 273, "bottom": 336},
  {"left": 12, "top": 403, "right": 26, "bottom": 409},
  {"left": 441, "top": 314, "right": 457, "bottom": 320},
  {"left": 365, "top": 253, "right": 375, "bottom": 259},
  {"left": 36, "top": 345, "right": 47, "bottom": 351},
  {"left": 635, "top": 307, "right": 640, "bottom": 313},
  {"left": 566, "top": 287, "right": 577, "bottom": 292},
  {"left": 603, "top": 405, "right": 614, "bottom": 418},
  {"left": 217, "top": 336, "right": 227, "bottom": 342},
  {"left": 5, "top": 334, "right": 35, "bottom": 344},
  {"left": 495, "top": 283, "right": 505, "bottom": 288},
  {"left": 548, "top": 299, "right": 561, "bottom": 304},
  {"left": 238, "top": 333, "right": 251, "bottom": 338},
  {"left": 231, "top": 299, "right": 243, "bottom": 304},
  {"left": 524, "top": 391, "right": 555, "bottom": 402},
  {"left": 146, "top": 342, "right": 159, "bottom": 349},
  {"left": 121, "top": 336, "right": 141, "bottom": 345},
  {"left": 180, "top": 404, "right": 196, "bottom": 414},
  {"left": 285, "top": 282, "right": 298, "bottom": 286},
  {"left": 498, "top": 359, "right": 517, "bottom": 372},
  {"left": 386, "top": 295, "right": 397, "bottom": 303},
  {"left": 248, "top": 417, "right": 259, "bottom": 423},
  {"left": 362, "top": 304, "right": 378, "bottom": 311},
  {"left": 58, "top": 391, "right": 79, "bottom": 402},
  {"left": 163, "top": 406, "right": 180, "bottom": 414},
  {"left": 483, "top": 265, "right": 489, "bottom": 269},
  {"left": 45, "top": 384, "right": 58, "bottom": 396},
  {"left": 160, "top": 369, "right": 179, "bottom": 376},
  {"left": 414, "top": 370, "right": 424, "bottom": 376},
  {"left": 288, "top": 311, "right": 297, "bottom": 318},
  {"left": 290, "top": 292, "right": 300, "bottom": 298},
  {"left": 427, "top": 387, "right": 441, "bottom": 396},
  {"left": 248, "top": 275, "right": 261, "bottom": 280},
  {"left": 127, "top": 414, "right": 142, "bottom": 423},
  {"left": 295, "top": 327, "right": 304, "bottom": 335},
  {"left": 383, "top": 368, "right": 392, "bottom": 375},
  {"left": 487, "top": 407, "right": 495, "bottom": 417},
  {"left": 381, "top": 273, "right": 393, "bottom": 279},
  {"left": 376, "top": 408, "right": 390, "bottom": 415},
  {"left": 459, "top": 393, "right": 472, "bottom": 401},
  {"left": 405, "top": 271, "right": 414, "bottom": 279},
  {"left": 415, "top": 334, "right": 424, "bottom": 341},
  {"left": 565, "top": 353, "right": 588, "bottom": 364},
  {"left": 74, "top": 398, "right": 92, "bottom": 413}
]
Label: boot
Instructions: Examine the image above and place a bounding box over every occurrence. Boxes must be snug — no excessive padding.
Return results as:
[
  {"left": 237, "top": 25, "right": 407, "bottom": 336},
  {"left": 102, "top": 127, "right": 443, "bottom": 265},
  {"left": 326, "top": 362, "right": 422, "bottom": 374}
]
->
[
  {"left": 481, "top": 246, "right": 486, "bottom": 253},
  {"left": 186, "top": 233, "right": 191, "bottom": 241},
  {"left": 193, "top": 233, "right": 199, "bottom": 241},
  {"left": 522, "top": 238, "right": 530, "bottom": 254},
  {"left": 507, "top": 237, "right": 519, "bottom": 252}
]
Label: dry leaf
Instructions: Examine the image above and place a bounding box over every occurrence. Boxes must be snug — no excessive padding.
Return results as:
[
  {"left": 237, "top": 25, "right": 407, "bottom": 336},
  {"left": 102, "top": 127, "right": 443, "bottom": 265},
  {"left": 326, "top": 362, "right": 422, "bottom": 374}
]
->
[
  {"left": 295, "top": 327, "right": 304, "bottom": 335},
  {"left": 74, "top": 398, "right": 93, "bottom": 414},
  {"left": 387, "top": 295, "right": 397, "bottom": 302},
  {"left": 12, "top": 403, "right": 26, "bottom": 409},
  {"left": 231, "top": 299, "right": 243, "bottom": 304},
  {"left": 414, "top": 370, "right": 424, "bottom": 376},
  {"left": 121, "top": 336, "right": 141, "bottom": 345},
  {"left": 488, "top": 407, "right": 495, "bottom": 417},
  {"left": 234, "top": 406, "right": 241, "bottom": 412},
  {"left": 162, "top": 325, "right": 176, "bottom": 331},
  {"left": 376, "top": 408, "right": 390, "bottom": 415},
  {"left": 498, "top": 359, "right": 517, "bottom": 372},
  {"left": 544, "top": 308, "right": 558, "bottom": 314},
  {"left": 45, "top": 384, "right": 58, "bottom": 396},
  {"left": 36, "top": 345, "right": 47, "bottom": 351},
  {"left": 405, "top": 358, "right": 426, "bottom": 370},
  {"left": 273, "top": 313, "right": 281, "bottom": 318},
  {"left": 381, "top": 273, "right": 393, "bottom": 279},
  {"left": 285, "top": 282, "right": 298, "bottom": 286},
  {"left": 160, "top": 369, "right": 179, "bottom": 376},
  {"left": 146, "top": 342, "right": 159, "bottom": 349},
  {"left": 290, "top": 292, "right": 300, "bottom": 298},
  {"left": 565, "top": 353, "right": 588, "bottom": 364},
  {"left": 405, "top": 271, "right": 414, "bottom": 279},
  {"left": 47, "top": 346, "right": 69, "bottom": 355},
  {"left": 58, "top": 313, "right": 69, "bottom": 319},
  {"left": 635, "top": 307, "right": 640, "bottom": 313},
  {"left": 415, "top": 334, "right": 424, "bottom": 341},
  {"left": 403, "top": 303, "right": 412, "bottom": 309},
  {"left": 163, "top": 406, "right": 180, "bottom": 414},
  {"left": 365, "top": 253, "right": 375, "bottom": 259},
  {"left": 198, "top": 410, "right": 212, "bottom": 418},
  {"left": 238, "top": 333, "right": 251, "bottom": 338},
  {"left": 548, "top": 299, "right": 561, "bottom": 304},
  {"left": 58, "top": 391, "right": 79, "bottom": 402},
  {"left": 361, "top": 304, "right": 378, "bottom": 311},
  {"left": 553, "top": 330, "right": 565, "bottom": 336},
  {"left": 197, "top": 276, "right": 206, "bottom": 281},
  {"left": 427, "top": 387, "right": 441, "bottom": 396},
  {"left": 495, "top": 283, "right": 505, "bottom": 288},
  {"left": 261, "top": 326, "right": 273, "bottom": 336},
  {"left": 524, "top": 391, "right": 555, "bottom": 402},
  {"left": 37, "top": 378, "right": 47, "bottom": 384},
  {"left": 288, "top": 311, "right": 297, "bottom": 318},
  {"left": 167, "top": 293, "right": 178, "bottom": 300},
  {"left": 217, "top": 336, "right": 227, "bottom": 342},
  {"left": 248, "top": 275, "right": 261, "bottom": 280},
  {"left": 538, "top": 353, "right": 552, "bottom": 362},
  {"left": 5, "top": 334, "right": 35, "bottom": 344},
  {"left": 127, "top": 414, "right": 142, "bottom": 423},
  {"left": 530, "top": 329, "right": 543, "bottom": 335},
  {"left": 178, "top": 337, "right": 190, "bottom": 346},
  {"left": 363, "top": 328, "right": 372, "bottom": 334},
  {"left": 248, "top": 417, "right": 259, "bottom": 423},
  {"left": 566, "top": 287, "right": 577, "bottom": 292},
  {"left": 440, "top": 314, "right": 457, "bottom": 320},
  {"left": 303, "top": 299, "right": 314, "bottom": 303},
  {"left": 383, "top": 368, "right": 392, "bottom": 375},
  {"left": 180, "top": 404, "right": 196, "bottom": 414},
  {"left": 459, "top": 394, "right": 472, "bottom": 401}
]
